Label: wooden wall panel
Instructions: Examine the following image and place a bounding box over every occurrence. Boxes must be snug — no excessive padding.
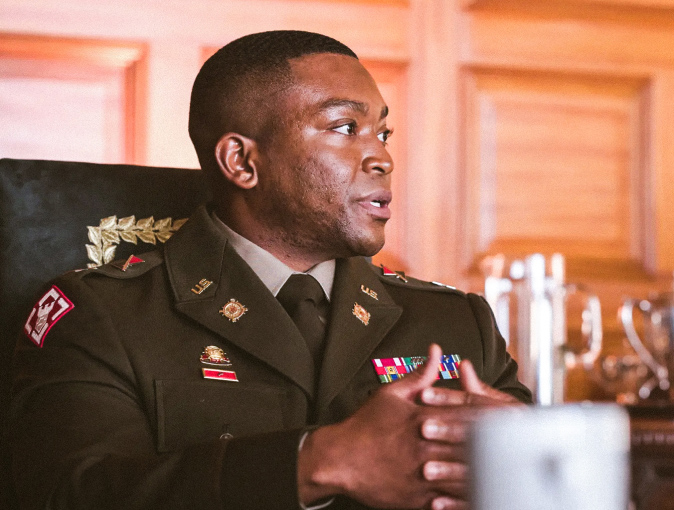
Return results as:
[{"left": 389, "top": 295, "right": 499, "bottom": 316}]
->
[
  {"left": 0, "top": 34, "right": 146, "bottom": 164},
  {"left": 462, "top": 68, "right": 649, "bottom": 269},
  {"left": 466, "top": 7, "right": 674, "bottom": 71},
  {"left": 458, "top": 1, "right": 674, "bottom": 401},
  {"left": 464, "top": 0, "right": 674, "bottom": 11}
]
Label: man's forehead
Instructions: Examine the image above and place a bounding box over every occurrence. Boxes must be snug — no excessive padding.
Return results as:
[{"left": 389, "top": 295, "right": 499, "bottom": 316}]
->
[
  {"left": 288, "top": 52, "right": 367, "bottom": 78},
  {"left": 286, "top": 53, "right": 387, "bottom": 115}
]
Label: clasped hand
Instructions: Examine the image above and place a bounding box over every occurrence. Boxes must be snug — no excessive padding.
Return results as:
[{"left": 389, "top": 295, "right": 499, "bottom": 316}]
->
[{"left": 298, "top": 344, "right": 520, "bottom": 510}]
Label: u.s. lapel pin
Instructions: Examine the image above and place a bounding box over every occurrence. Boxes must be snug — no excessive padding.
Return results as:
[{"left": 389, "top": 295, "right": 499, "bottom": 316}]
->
[
  {"left": 360, "top": 285, "right": 378, "bottom": 300},
  {"left": 191, "top": 278, "right": 213, "bottom": 295},
  {"left": 352, "top": 302, "right": 370, "bottom": 325},
  {"left": 111, "top": 254, "right": 144, "bottom": 272},
  {"left": 381, "top": 264, "right": 408, "bottom": 283},
  {"left": 219, "top": 298, "right": 248, "bottom": 322}
]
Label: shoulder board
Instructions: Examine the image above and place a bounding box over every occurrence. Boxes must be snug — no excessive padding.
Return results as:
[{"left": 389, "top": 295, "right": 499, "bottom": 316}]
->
[
  {"left": 374, "top": 264, "right": 466, "bottom": 296},
  {"left": 70, "top": 251, "right": 164, "bottom": 280}
]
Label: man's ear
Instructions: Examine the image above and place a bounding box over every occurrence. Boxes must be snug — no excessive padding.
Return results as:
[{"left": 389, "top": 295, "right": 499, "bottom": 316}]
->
[{"left": 214, "top": 133, "right": 259, "bottom": 190}]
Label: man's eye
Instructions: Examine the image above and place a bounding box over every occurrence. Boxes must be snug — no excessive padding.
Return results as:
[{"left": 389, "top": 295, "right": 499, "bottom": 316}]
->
[
  {"left": 333, "top": 123, "right": 356, "bottom": 135},
  {"left": 378, "top": 129, "right": 393, "bottom": 144}
]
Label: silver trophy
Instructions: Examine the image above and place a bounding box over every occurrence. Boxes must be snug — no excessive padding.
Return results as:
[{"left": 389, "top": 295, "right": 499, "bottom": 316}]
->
[
  {"left": 482, "top": 253, "right": 603, "bottom": 405},
  {"left": 620, "top": 289, "right": 674, "bottom": 400}
]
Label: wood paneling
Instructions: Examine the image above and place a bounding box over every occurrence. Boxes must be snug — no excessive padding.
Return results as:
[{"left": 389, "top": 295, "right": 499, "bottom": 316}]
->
[
  {"left": 463, "top": 0, "right": 674, "bottom": 13},
  {"left": 466, "top": 8, "right": 674, "bottom": 71},
  {"left": 462, "top": 68, "right": 649, "bottom": 269},
  {"left": 459, "top": 8, "right": 674, "bottom": 272},
  {"left": 0, "top": 34, "right": 146, "bottom": 163},
  {"left": 457, "top": 1, "right": 674, "bottom": 401},
  {"left": 287, "top": 0, "right": 408, "bottom": 4}
]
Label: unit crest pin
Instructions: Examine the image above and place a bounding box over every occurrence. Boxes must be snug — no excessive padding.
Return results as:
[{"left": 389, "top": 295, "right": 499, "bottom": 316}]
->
[
  {"left": 219, "top": 298, "right": 248, "bottom": 322},
  {"left": 200, "top": 345, "right": 232, "bottom": 366},
  {"left": 352, "top": 302, "right": 371, "bottom": 326}
]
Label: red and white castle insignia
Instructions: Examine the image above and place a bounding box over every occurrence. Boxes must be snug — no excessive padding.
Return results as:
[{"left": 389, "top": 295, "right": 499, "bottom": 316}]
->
[
  {"left": 24, "top": 286, "right": 74, "bottom": 347},
  {"left": 352, "top": 302, "right": 371, "bottom": 326}
]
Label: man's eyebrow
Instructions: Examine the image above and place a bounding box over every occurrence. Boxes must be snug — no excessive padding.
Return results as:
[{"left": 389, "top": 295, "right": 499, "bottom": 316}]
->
[
  {"left": 316, "top": 99, "right": 390, "bottom": 120},
  {"left": 317, "top": 98, "right": 369, "bottom": 115}
]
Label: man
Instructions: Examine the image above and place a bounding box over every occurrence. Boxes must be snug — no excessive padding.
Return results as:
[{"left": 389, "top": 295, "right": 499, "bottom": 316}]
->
[{"left": 9, "top": 31, "right": 530, "bottom": 510}]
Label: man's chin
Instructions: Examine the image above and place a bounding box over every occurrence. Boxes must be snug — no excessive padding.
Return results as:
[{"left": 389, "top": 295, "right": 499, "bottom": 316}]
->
[{"left": 348, "top": 235, "right": 385, "bottom": 258}]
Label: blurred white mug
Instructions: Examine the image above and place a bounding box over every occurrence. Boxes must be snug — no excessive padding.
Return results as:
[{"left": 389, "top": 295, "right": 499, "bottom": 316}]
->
[{"left": 470, "top": 404, "right": 630, "bottom": 510}]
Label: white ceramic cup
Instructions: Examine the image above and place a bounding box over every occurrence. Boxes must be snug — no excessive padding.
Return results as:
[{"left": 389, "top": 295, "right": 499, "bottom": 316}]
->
[{"left": 470, "top": 404, "right": 630, "bottom": 510}]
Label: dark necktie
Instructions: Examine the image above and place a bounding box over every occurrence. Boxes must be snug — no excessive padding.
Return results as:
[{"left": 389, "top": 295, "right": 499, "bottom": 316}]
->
[{"left": 276, "top": 274, "right": 327, "bottom": 376}]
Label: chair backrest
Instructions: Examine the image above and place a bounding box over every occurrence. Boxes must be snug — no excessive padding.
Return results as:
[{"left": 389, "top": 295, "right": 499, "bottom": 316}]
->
[{"left": 0, "top": 158, "right": 209, "bottom": 509}]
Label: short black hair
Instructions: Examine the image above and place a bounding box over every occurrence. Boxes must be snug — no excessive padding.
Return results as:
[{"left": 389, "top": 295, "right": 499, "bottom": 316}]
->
[{"left": 188, "top": 30, "right": 358, "bottom": 172}]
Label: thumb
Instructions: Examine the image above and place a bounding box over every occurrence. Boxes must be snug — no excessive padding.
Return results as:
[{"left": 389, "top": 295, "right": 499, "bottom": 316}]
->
[
  {"left": 459, "top": 359, "right": 517, "bottom": 403},
  {"left": 458, "top": 359, "right": 486, "bottom": 394},
  {"left": 389, "top": 343, "right": 442, "bottom": 399}
]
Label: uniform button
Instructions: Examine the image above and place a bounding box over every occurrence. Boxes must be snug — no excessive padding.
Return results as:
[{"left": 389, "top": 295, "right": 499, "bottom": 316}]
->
[{"left": 220, "top": 424, "right": 233, "bottom": 440}]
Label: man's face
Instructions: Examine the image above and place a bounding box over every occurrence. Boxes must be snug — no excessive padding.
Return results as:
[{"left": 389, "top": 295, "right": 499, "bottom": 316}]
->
[{"left": 250, "top": 53, "right": 394, "bottom": 262}]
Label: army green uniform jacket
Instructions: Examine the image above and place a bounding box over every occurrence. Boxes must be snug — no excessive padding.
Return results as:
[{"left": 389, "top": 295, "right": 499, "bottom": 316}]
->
[{"left": 9, "top": 205, "right": 530, "bottom": 510}]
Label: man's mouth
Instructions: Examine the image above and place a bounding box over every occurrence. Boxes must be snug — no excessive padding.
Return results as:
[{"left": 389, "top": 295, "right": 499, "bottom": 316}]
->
[{"left": 359, "top": 192, "right": 392, "bottom": 220}]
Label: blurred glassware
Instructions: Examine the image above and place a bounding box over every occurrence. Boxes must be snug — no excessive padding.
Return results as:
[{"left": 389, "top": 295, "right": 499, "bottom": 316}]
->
[
  {"left": 597, "top": 351, "right": 649, "bottom": 404},
  {"left": 620, "top": 289, "right": 674, "bottom": 401},
  {"left": 481, "top": 253, "right": 602, "bottom": 405}
]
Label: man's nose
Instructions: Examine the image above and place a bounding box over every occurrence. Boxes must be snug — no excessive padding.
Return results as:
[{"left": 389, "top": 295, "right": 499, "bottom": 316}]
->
[{"left": 362, "top": 145, "right": 394, "bottom": 175}]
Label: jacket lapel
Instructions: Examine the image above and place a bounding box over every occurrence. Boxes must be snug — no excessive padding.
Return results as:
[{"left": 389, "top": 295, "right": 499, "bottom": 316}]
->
[
  {"left": 164, "top": 206, "right": 314, "bottom": 398},
  {"left": 316, "top": 257, "right": 402, "bottom": 412}
]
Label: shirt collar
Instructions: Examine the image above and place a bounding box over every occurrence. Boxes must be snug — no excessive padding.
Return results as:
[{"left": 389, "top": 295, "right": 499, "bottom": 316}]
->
[{"left": 211, "top": 211, "right": 335, "bottom": 301}]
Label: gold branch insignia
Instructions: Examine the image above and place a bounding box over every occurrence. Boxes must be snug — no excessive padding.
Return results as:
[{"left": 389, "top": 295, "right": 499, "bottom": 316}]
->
[{"left": 86, "top": 215, "right": 188, "bottom": 268}]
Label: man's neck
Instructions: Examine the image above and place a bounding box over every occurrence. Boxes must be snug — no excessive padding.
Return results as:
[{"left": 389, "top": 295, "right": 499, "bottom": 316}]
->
[
  {"left": 211, "top": 209, "right": 336, "bottom": 300},
  {"left": 214, "top": 207, "right": 331, "bottom": 273}
]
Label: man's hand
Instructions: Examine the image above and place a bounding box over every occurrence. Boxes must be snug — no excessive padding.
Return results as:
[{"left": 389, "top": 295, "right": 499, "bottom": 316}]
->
[
  {"left": 419, "top": 356, "right": 522, "bottom": 510},
  {"left": 297, "top": 344, "right": 520, "bottom": 510}
]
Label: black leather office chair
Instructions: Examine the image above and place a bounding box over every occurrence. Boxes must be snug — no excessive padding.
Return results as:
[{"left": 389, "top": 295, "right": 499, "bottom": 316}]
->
[{"left": 0, "top": 158, "right": 209, "bottom": 509}]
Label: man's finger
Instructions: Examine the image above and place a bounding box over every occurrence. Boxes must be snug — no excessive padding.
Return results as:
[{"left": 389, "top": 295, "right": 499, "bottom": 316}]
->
[
  {"left": 459, "top": 359, "right": 519, "bottom": 403},
  {"left": 420, "top": 387, "right": 468, "bottom": 406},
  {"left": 457, "top": 359, "right": 486, "bottom": 394},
  {"left": 431, "top": 496, "right": 468, "bottom": 510},
  {"left": 416, "top": 343, "right": 443, "bottom": 388},
  {"left": 389, "top": 343, "right": 443, "bottom": 399},
  {"left": 422, "top": 461, "right": 467, "bottom": 482},
  {"left": 420, "top": 418, "right": 466, "bottom": 443}
]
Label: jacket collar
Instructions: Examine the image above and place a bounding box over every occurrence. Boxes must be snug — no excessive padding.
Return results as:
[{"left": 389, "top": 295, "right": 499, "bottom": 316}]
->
[
  {"left": 165, "top": 205, "right": 315, "bottom": 398},
  {"left": 164, "top": 206, "right": 402, "bottom": 408},
  {"left": 316, "top": 256, "right": 402, "bottom": 414},
  {"left": 210, "top": 213, "right": 335, "bottom": 300}
]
